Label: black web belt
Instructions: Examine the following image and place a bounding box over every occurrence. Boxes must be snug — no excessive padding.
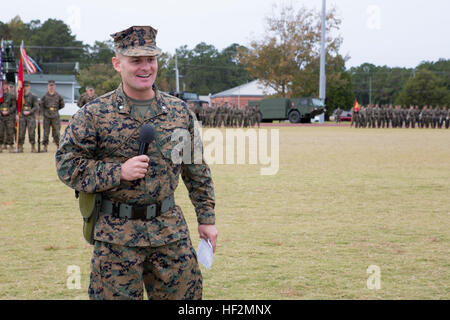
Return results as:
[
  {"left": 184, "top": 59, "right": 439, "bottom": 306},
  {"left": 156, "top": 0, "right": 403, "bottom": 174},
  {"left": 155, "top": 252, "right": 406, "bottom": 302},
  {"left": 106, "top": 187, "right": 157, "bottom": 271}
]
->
[{"left": 100, "top": 194, "right": 175, "bottom": 220}]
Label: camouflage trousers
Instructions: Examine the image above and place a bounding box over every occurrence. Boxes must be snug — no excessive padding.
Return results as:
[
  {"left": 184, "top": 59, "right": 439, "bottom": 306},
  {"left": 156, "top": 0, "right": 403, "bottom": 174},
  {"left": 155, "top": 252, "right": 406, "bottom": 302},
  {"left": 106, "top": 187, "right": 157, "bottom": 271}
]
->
[
  {"left": 0, "top": 116, "right": 15, "bottom": 145},
  {"left": 43, "top": 117, "right": 61, "bottom": 146},
  {"left": 89, "top": 237, "right": 202, "bottom": 300},
  {"left": 18, "top": 116, "right": 36, "bottom": 145}
]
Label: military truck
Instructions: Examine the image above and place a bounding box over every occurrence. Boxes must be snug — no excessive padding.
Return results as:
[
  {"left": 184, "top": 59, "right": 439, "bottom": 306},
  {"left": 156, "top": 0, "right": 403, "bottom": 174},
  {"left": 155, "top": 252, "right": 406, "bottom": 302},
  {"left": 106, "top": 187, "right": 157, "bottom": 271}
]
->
[
  {"left": 248, "top": 97, "right": 325, "bottom": 123},
  {"left": 169, "top": 91, "right": 208, "bottom": 119}
]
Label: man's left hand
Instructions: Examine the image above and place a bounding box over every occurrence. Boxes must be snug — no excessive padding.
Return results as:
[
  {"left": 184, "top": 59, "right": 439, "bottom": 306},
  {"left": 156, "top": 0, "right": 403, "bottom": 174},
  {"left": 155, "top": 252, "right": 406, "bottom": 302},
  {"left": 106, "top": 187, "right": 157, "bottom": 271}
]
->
[{"left": 198, "top": 224, "right": 218, "bottom": 253}]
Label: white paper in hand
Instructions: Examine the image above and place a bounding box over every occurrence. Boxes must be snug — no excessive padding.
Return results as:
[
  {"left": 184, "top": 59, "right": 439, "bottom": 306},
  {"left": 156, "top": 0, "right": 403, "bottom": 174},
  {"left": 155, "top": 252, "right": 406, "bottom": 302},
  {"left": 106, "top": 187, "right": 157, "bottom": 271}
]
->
[{"left": 197, "top": 239, "right": 213, "bottom": 270}]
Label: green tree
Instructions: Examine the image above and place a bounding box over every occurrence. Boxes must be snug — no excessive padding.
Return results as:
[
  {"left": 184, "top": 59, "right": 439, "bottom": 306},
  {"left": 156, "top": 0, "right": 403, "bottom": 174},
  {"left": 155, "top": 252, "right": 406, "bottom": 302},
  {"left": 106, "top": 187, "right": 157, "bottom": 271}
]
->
[
  {"left": 27, "top": 19, "right": 85, "bottom": 63},
  {"left": 83, "top": 40, "right": 115, "bottom": 66},
  {"left": 417, "top": 59, "right": 450, "bottom": 91},
  {"left": 76, "top": 63, "right": 120, "bottom": 96},
  {"left": 395, "top": 69, "right": 449, "bottom": 107},
  {"left": 349, "top": 64, "right": 412, "bottom": 105},
  {"left": 164, "top": 42, "right": 250, "bottom": 95},
  {"left": 238, "top": 4, "right": 342, "bottom": 97}
]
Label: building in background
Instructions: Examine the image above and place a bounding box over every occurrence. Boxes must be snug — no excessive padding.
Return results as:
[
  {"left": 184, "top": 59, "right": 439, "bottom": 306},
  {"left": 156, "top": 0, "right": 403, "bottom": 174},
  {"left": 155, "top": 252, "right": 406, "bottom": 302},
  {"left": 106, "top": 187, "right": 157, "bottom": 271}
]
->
[
  {"left": 24, "top": 74, "right": 81, "bottom": 115},
  {"left": 211, "top": 80, "right": 277, "bottom": 108}
]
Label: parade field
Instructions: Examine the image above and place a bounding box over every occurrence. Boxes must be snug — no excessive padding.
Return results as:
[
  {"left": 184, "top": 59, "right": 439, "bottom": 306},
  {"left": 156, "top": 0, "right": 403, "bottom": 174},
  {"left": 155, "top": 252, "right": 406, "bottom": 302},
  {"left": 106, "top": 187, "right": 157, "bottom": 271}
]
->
[{"left": 0, "top": 125, "right": 449, "bottom": 300}]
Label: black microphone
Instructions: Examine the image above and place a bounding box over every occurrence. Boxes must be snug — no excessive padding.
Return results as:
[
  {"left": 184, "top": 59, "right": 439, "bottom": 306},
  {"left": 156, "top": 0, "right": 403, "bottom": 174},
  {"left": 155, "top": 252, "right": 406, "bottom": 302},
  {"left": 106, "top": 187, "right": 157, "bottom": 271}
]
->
[{"left": 138, "top": 124, "right": 156, "bottom": 155}]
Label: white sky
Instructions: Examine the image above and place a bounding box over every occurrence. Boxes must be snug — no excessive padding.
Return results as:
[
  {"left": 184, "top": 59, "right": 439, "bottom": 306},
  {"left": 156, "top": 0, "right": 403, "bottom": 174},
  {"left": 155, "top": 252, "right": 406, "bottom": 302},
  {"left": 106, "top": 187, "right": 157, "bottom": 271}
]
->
[{"left": 1, "top": 0, "right": 449, "bottom": 68}]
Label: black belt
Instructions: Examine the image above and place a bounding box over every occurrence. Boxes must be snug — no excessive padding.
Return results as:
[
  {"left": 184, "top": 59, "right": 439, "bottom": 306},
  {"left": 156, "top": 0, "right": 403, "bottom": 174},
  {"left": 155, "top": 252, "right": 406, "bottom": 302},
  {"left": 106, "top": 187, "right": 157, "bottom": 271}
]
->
[{"left": 100, "top": 195, "right": 175, "bottom": 220}]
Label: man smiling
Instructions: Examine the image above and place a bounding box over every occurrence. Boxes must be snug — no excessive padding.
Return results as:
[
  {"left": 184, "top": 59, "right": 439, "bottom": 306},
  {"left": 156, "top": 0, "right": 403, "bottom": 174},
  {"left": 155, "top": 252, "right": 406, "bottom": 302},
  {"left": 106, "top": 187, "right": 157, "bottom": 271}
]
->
[{"left": 56, "top": 26, "right": 217, "bottom": 300}]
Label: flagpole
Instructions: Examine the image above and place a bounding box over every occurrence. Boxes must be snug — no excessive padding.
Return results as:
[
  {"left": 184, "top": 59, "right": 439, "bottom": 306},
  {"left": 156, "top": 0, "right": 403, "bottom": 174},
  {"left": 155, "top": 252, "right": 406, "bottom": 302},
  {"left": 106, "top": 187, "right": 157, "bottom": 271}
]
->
[
  {"left": 16, "top": 43, "right": 24, "bottom": 152},
  {"left": 319, "top": 0, "right": 326, "bottom": 124}
]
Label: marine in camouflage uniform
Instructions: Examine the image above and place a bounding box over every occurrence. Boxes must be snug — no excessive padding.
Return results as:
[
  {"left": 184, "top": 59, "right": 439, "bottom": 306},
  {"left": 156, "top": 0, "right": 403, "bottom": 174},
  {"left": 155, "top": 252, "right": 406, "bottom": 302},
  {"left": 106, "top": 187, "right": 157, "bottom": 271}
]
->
[
  {"left": 379, "top": 105, "right": 386, "bottom": 128},
  {"left": 439, "top": 106, "right": 447, "bottom": 129},
  {"left": 423, "top": 106, "right": 431, "bottom": 128},
  {"left": 0, "top": 85, "right": 16, "bottom": 153},
  {"left": 359, "top": 106, "right": 366, "bottom": 128},
  {"left": 373, "top": 104, "right": 380, "bottom": 128},
  {"left": 56, "top": 26, "right": 217, "bottom": 300},
  {"left": 18, "top": 81, "right": 39, "bottom": 153},
  {"left": 365, "top": 105, "right": 370, "bottom": 128},
  {"left": 254, "top": 104, "right": 261, "bottom": 128},
  {"left": 392, "top": 105, "right": 399, "bottom": 128},
  {"left": 216, "top": 103, "right": 225, "bottom": 127},
  {"left": 445, "top": 106, "right": 450, "bottom": 129},
  {"left": 77, "top": 86, "right": 98, "bottom": 108},
  {"left": 208, "top": 105, "right": 216, "bottom": 127},
  {"left": 431, "top": 105, "right": 439, "bottom": 129},
  {"left": 40, "top": 80, "right": 65, "bottom": 151},
  {"left": 386, "top": 104, "right": 393, "bottom": 128},
  {"left": 412, "top": 105, "right": 420, "bottom": 128}
]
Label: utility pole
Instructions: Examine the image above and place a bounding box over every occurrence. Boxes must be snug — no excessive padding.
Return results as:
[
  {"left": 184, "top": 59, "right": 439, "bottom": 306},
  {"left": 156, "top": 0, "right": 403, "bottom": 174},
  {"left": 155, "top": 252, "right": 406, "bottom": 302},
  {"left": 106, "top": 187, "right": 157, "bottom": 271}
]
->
[
  {"left": 318, "top": 0, "right": 326, "bottom": 123},
  {"left": 363, "top": 66, "right": 372, "bottom": 105},
  {"left": 174, "top": 54, "right": 180, "bottom": 93}
]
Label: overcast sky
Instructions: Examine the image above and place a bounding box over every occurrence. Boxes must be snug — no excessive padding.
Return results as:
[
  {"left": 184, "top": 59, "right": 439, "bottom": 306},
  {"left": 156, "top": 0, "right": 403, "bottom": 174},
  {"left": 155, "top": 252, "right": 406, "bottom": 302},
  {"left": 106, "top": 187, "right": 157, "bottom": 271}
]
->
[{"left": 1, "top": 0, "right": 449, "bottom": 68}]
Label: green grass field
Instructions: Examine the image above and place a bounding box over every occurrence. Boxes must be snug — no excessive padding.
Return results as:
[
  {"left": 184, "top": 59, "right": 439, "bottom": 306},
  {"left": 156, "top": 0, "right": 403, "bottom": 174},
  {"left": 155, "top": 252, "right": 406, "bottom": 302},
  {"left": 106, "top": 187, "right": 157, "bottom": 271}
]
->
[{"left": 0, "top": 126, "right": 449, "bottom": 300}]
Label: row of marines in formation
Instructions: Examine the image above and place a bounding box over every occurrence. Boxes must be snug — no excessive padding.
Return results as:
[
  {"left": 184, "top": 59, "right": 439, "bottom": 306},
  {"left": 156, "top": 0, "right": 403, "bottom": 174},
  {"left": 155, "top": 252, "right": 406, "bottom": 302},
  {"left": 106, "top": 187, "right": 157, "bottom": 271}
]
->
[
  {"left": 0, "top": 81, "right": 97, "bottom": 153},
  {"left": 351, "top": 105, "right": 450, "bottom": 129},
  {"left": 190, "top": 102, "right": 261, "bottom": 128}
]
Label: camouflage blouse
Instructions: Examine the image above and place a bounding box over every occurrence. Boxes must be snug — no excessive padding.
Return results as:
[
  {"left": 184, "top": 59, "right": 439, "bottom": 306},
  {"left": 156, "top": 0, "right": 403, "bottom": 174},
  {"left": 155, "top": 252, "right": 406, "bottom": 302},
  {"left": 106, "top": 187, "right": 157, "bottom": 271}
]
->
[{"left": 56, "top": 84, "right": 215, "bottom": 247}]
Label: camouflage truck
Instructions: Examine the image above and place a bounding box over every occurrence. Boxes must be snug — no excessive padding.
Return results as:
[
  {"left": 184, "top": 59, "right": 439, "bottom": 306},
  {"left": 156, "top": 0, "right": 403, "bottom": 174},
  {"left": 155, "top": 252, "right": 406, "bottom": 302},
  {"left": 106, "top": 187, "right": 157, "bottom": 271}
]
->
[
  {"left": 169, "top": 91, "right": 208, "bottom": 119},
  {"left": 248, "top": 97, "right": 325, "bottom": 123}
]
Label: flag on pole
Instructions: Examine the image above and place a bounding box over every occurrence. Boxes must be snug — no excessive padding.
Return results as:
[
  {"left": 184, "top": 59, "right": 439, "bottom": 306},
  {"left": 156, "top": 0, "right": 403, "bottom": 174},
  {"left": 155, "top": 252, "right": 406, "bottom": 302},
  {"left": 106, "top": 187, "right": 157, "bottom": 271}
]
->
[
  {"left": 353, "top": 99, "right": 360, "bottom": 112},
  {"left": 20, "top": 41, "right": 41, "bottom": 74},
  {"left": 17, "top": 54, "right": 24, "bottom": 114},
  {"left": 0, "top": 45, "right": 3, "bottom": 104},
  {"left": 16, "top": 52, "right": 24, "bottom": 151}
]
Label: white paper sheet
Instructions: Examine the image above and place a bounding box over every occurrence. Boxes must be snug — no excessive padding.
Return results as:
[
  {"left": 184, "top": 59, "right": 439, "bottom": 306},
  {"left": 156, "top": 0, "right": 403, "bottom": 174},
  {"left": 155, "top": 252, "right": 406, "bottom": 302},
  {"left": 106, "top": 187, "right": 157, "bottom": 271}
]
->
[{"left": 197, "top": 239, "right": 213, "bottom": 270}]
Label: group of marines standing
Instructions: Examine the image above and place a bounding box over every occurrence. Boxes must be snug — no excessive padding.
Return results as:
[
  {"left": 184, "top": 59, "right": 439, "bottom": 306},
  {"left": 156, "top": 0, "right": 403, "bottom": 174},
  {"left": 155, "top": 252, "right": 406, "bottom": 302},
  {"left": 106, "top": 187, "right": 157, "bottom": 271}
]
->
[
  {"left": 192, "top": 102, "right": 261, "bottom": 128},
  {"left": 351, "top": 104, "right": 449, "bottom": 129}
]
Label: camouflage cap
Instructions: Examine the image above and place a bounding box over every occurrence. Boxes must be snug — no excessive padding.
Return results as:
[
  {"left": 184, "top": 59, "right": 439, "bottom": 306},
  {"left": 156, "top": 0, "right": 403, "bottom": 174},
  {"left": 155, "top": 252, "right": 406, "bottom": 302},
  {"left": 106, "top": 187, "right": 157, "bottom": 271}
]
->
[{"left": 110, "top": 26, "right": 162, "bottom": 57}]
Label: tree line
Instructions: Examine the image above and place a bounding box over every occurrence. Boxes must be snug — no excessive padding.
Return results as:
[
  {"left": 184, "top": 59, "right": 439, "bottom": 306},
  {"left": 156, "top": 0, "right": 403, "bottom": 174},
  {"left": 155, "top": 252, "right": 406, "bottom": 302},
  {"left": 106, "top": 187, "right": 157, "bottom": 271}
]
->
[{"left": 1, "top": 11, "right": 449, "bottom": 116}]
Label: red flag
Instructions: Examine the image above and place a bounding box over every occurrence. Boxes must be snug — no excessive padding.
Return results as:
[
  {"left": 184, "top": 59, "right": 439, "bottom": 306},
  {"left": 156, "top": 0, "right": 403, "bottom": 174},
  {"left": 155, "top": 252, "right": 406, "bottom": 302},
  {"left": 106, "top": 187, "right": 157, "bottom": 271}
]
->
[
  {"left": 353, "top": 99, "right": 360, "bottom": 112},
  {"left": 17, "top": 54, "right": 24, "bottom": 114}
]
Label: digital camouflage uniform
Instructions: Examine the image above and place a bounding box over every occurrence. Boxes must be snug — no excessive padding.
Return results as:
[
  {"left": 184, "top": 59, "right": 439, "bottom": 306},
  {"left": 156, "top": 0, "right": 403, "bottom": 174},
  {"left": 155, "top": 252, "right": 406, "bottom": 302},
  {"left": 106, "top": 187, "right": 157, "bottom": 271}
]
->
[
  {"left": 77, "top": 92, "right": 98, "bottom": 108},
  {"left": 438, "top": 107, "right": 447, "bottom": 129},
  {"left": 0, "top": 92, "right": 16, "bottom": 152},
  {"left": 56, "top": 83, "right": 215, "bottom": 299},
  {"left": 254, "top": 104, "right": 261, "bottom": 127},
  {"left": 18, "top": 91, "right": 39, "bottom": 151},
  {"left": 56, "top": 26, "right": 215, "bottom": 301},
  {"left": 445, "top": 107, "right": 450, "bottom": 129},
  {"left": 379, "top": 105, "right": 386, "bottom": 128},
  {"left": 40, "top": 90, "right": 64, "bottom": 148},
  {"left": 386, "top": 105, "right": 393, "bottom": 128}
]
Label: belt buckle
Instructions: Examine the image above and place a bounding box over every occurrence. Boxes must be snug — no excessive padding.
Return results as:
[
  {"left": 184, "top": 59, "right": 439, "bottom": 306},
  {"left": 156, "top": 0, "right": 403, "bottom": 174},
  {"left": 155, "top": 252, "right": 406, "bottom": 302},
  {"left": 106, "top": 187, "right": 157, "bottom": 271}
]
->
[
  {"left": 146, "top": 204, "right": 157, "bottom": 220},
  {"left": 112, "top": 202, "right": 120, "bottom": 218},
  {"left": 131, "top": 205, "right": 146, "bottom": 220}
]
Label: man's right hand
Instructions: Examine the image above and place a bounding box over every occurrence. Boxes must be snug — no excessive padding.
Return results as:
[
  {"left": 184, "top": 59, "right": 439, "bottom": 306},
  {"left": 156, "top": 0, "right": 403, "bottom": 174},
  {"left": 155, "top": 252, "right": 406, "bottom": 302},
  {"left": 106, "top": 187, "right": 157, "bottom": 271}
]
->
[{"left": 120, "top": 155, "right": 149, "bottom": 181}]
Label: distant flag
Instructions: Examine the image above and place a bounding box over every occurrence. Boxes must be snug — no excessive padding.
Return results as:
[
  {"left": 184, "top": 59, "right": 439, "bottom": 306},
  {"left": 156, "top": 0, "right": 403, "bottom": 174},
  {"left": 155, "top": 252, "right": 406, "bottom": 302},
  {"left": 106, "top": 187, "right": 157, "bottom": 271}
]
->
[
  {"left": 0, "top": 44, "right": 3, "bottom": 104},
  {"left": 17, "top": 52, "right": 24, "bottom": 114},
  {"left": 16, "top": 51, "right": 25, "bottom": 151},
  {"left": 353, "top": 99, "right": 360, "bottom": 112},
  {"left": 27, "top": 55, "right": 43, "bottom": 73},
  {"left": 0, "top": 48, "right": 3, "bottom": 103},
  {"left": 20, "top": 41, "right": 42, "bottom": 74}
]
